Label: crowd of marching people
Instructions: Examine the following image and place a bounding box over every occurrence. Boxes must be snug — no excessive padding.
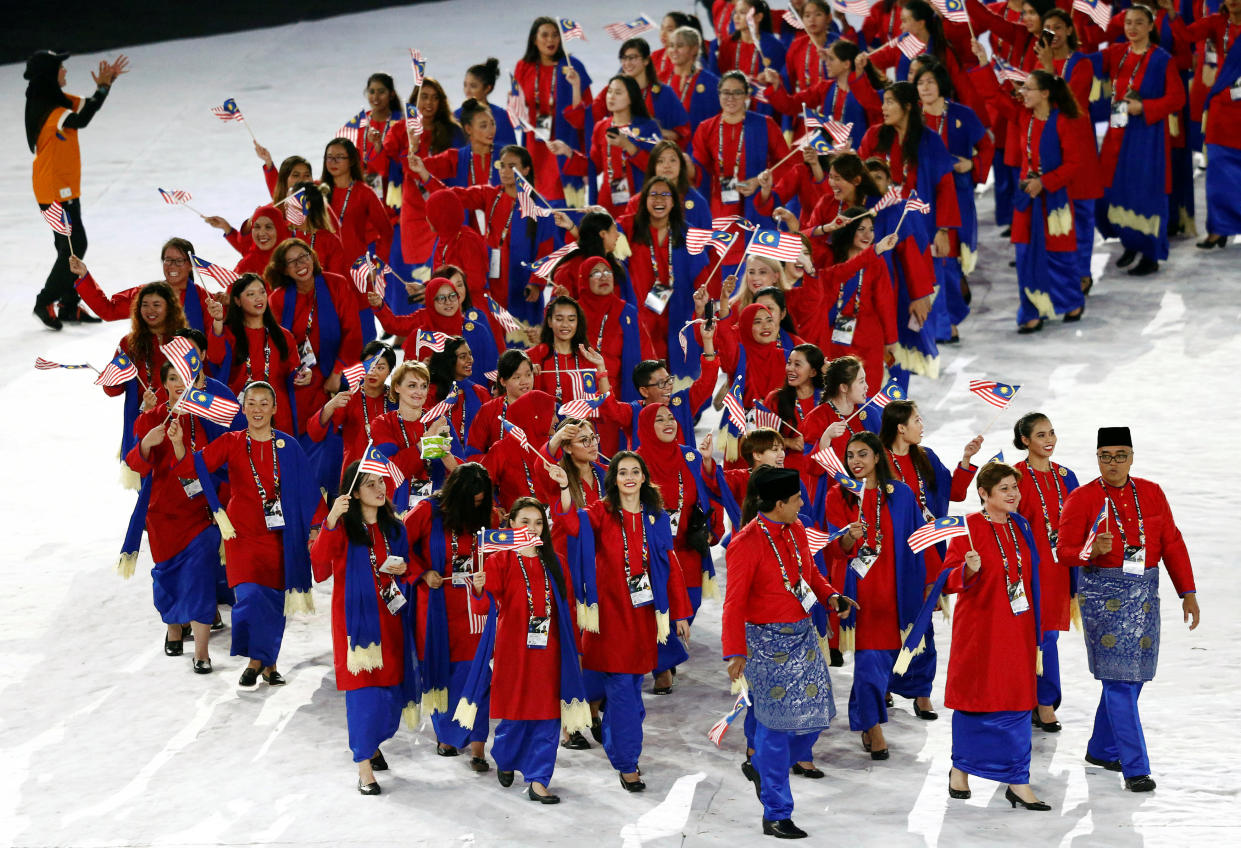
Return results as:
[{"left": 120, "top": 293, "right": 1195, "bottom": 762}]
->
[{"left": 26, "top": 0, "right": 1218, "bottom": 836}]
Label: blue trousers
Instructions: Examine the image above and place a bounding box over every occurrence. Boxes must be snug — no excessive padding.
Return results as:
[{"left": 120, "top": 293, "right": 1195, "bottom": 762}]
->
[
  {"left": 152, "top": 525, "right": 220, "bottom": 625},
  {"left": 600, "top": 672, "right": 645, "bottom": 773},
  {"left": 889, "top": 625, "right": 935, "bottom": 699},
  {"left": 744, "top": 706, "right": 819, "bottom": 761},
  {"left": 952, "top": 709, "right": 1032, "bottom": 784},
  {"left": 230, "top": 583, "right": 285, "bottom": 666},
  {"left": 1087, "top": 680, "right": 1150, "bottom": 779},
  {"left": 583, "top": 668, "right": 607, "bottom": 702},
  {"left": 849, "top": 649, "right": 896, "bottom": 731},
  {"left": 346, "top": 685, "right": 402, "bottom": 763},
  {"left": 1205, "top": 144, "right": 1241, "bottom": 237},
  {"left": 1037, "top": 630, "right": 1062, "bottom": 709},
  {"left": 994, "top": 159, "right": 1018, "bottom": 227},
  {"left": 432, "top": 660, "right": 490, "bottom": 748},
  {"left": 1073, "top": 200, "right": 1096, "bottom": 280},
  {"left": 754, "top": 722, "right": 805, "bottom": 820},
  {"left": 492, "top": 718, "right": 560, "bottom": 787}
]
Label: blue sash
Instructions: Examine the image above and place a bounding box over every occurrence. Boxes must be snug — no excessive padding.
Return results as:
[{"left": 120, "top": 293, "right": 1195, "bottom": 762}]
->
[
  {"left": 279, "top": 275, "right": 342, "bottom": 383},
  {"left": 745, "top": 618, "right": 835, "bottom": 732},
  {"left": 1079, "top": 565, "right": 1160, "bottom": 682}
]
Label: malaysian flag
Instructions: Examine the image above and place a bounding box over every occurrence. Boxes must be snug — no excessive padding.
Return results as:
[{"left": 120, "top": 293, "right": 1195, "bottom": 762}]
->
[
  {"left": 802, "top": 105, "right": 827, "bottom": 131},
  {"left": 284, "top": 191, "right": 307, "bottom": 227},
  {"left": 414, "top": 330, "right": 449, "bottom": 356},
  {"left": 1072, "top": 0, "right": 1112, "bottom": 29},
  {"left": 604, "top": 15, "right": 655, "bottom": 39},
  {"left": 993, "top": 57, "right": 1029, "bottom": 84},
  {"left": 685, "top": 227, "right": 737, "bottom": 257},
  {"left": 745, "top": 6, "right": 761, "bottom": 45},
  {"left": 751, "top": 400, "right": 782, "bottom": 431},
  {"left": 210, "top": 98, "right": 245, "bottom": 122},
  {"left": 810, "top": 444, "right": 847, "bottom": 477},
  {"left": 896, "top": 33, "right": 928, "bottom": 60},
  {"left": 42, "top": 202, "right": 71, "bottom": 236},
  {"left": 723, "top": 372, "right": 748, "bottom": 434},
  {"left": 903, "top": 193, "right": 932, "bottom": 216},
  {"left": 711, "top": 215, "right": 758, "bottom": 232},
  {"left": 359, "top": 442, "right": 405, "bottom": 486},
  {"left": 806, "top": 524, "right": 848, "bottom": 555},
  {"left": 341, "top": 353, "right": 383, "bottom": 392},
  {"left": 350, "top": 253, "right": 377, "bottom": 293},
  {"left": 908, "top": 515, "right": 970, "bottom": 554},
  {"left": 868, "top": 379, "right": 906, "bottom": 410},
  {"left": 823, "top": 120, "right": 854, "bottom": 149},
  {"left": 506, "top": 75, "right": 534, "bottom": 132},
  {"left": 558, "top": 17, "right": 586, "bottom": 41},
  {"left": 176, "top": 387, "right": 241, "bottom": 427},
  {"left": 486, "top": 294, "right": 524, "bottom": 335},
  {"left": 986, "top": 450, "right": 1005, "bottom": 465},
  {"left": 515, "top": 173, "right": 552, "bottom": 219},
  {"left": 677, "top": 318, "right": 706, "bottom": 358},
  {"left": 501, "top": 420, "right": 531, "bottom": 448},
  {"left": 783, "top": 7, "right": 806, "bottom": 30},
  {"left": 421, "top": 383, "right": 460, "bottom": 424},
  {"left": 872, "top": 185, "right": 903, "bottom": 212},
  {"left": 833, "top": 0, "right": 873, "bottom": 13},
  {"left": 409, "top": 48, "right": 427, "bottom": 87},
  {"left": 405, "top": 101, "right": 423, "bottom": 135},
  {"left": 746, "top": 229, "right": 804, "bottom": 262},
  {"left": 336, "top": 112, "right": 369, "bottom": 148},
  {"left": 189, "top": 254, "right": 240, "bottom": 287},
  {"left": 934, "top": 0, "right": 971, "bottom": 23},
  {"left": 525, "top": 243, "right": 577, "bottom": 281},
  {"left": 834, "top": 473, "right": 865, "bottom": 496},
  {"left": 158, "top": 188, "right": 192, "bottom": 205},
  {"left": 565, "top": 369, "right": 598, "bottom": 400},
  {"left": 160, "top": 337, "right": 203, "bottom": 386},
  {"left": 708, "top": 690, "right": 751, "bottom": 746},
  {"left": 560, "top": 392, "right": 607, "bottom": 419},
  {"left": 35, "top": 357, "right": 91, "bottom": 371},
  {"left": 968, "top": 380, "right": 1021, "bottom": 409},
  {"left": 481, "top": 526, "right": 543, "bottom": 552},
  {"left": 1078, "top": 503, "right": 1109, "bottom": 561},
  {"left": 95, "top": 351, "right": 138, "bottom": 387}
]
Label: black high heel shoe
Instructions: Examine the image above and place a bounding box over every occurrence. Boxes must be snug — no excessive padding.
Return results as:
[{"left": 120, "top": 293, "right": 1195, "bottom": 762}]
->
[
  {"left": 164, "top": 636, "right": 184, "bottom": 657},
  {"left": 561, "top": 731, "right": 591, "bottom": 750},
  {"left": 1005, "top": 787, "right": 1051, "bottom": 811},
  {"left": 948, "top": 768, "right": 971, "bottom": 800},
  {"left": 1196, "top": 235, "right": 1227, "bottom": 249},
  {"left": 1032, "top": 710, "right": 1062, "bottom": 733},
  {"left": 791, "top": 763, "right": 825, "bottom": 779},
  {"left": 912, "top": 699, "right": 938, "bottom": 721},
  {"left": 1116, "top": 249, "right": 1137, "bottom": 268},
  {"left": 1127, "top": 256, "right": 1159, "bottom": 276},
  {"left": 1017, "top": 319, "right": 1044, "bottom": 335}
]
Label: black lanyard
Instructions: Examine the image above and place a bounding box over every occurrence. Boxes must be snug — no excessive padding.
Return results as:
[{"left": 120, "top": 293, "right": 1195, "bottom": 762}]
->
[
  {"left": 367, "top": 523, "right": 395, "bottom": 591},
  {"left": 1024, "top": 116, "right": 1043, "bottom": 177},
  {"left": 516, "top": 552, "right": 552, "bottom": 618},
  {"left": 246, "top": 330, "right": 271, "bottom": 383},
  {"left": 1099, "top": 478, "right": 1145, "bottom": 546},
  {"left": 594, "top": 310, "right": 609, "bottom": 351},
  {"left": 986, "top": 514, "right": 1023, "bottom": 585},
  {"left": 757, "top": 518, "right": 805, "bottom": 593},
  {"left": 718, "top": 118, "right": 746, "bottom": 181},
  {"left": 396, "top": 412, "right": 419, "bottom": 448},
  {"left": 827, "top": 400, "right": 861, "bottom": 435},
  {"left": 245, "top": 433, "right": 280, "bottom": 506},
  {"left": 648, "top": 231, "right": 674, "bottom": 289},
  {"left": 619, "top": 509, "right": 649, "bottom": 576},
  {"left": 887, "top": 449, "right": 929, "bottom": 515},
  {"left": 605, "top": 122, "right": 627, "bottom": 189},
  {"left": 361, "top": 393, "right": 391, "bottom": 439},
  {"left": 1026, "top": 463, "right": 1065, "bottom": 538},
  {"left": 337, "top": 182, "right": 356, "bottom": 222},
  {"left": 489, "top": 191, "right": 513, "bottom": 245},
  {"left": 1114, "top": 46, "right": 1152, "bottom": 103},
  {"left": 827, "top": 82, "right": 843, "bottom": 120},
  {"left": 550, "top": 350, "right": 581, "bottom": 403}
]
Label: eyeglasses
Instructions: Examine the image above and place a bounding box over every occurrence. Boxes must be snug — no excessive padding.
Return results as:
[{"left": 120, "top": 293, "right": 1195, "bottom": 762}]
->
[
  {"left": 325, "top": 154, "right": 349, "bottom": 163},
  {"left": 647, "top": 377, "right": 674, "bottom": 390},
  {"left": 434, "top": 292, "right": 460, "bottom": 304},
  {"left": 1097, "top": 452, "right": 1132, "bottom": 464},
  {"left": 285, "top": 253, "right": 313, "bottom": 267},
  {"left": 575, "top": 435, "right": 600, "bottom": 446},
  {"left": 589, "top": 269, "right": 614, "bottom": 279},
  {"left": 162, "top": 257, "right": 188, "bottom": 266},
  {"left": 648, "top": 191, "right": 673, "bottom": 198},
  {"left": 620, "top": 53, "right": 643, "bottom": 62},
  {"left": 719, "top": 89, "right": 748, "bottom": 99}
]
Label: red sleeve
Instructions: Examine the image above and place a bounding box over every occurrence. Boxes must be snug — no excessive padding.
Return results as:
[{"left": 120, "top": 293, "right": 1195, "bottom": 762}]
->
[
  {"left": 402, "top": 500, "right": 433, "bottom": 574},
  {"left": 687, "top": 355, "right": 721, "bottom": 413},
  {"left": 328, "top": 274, "right": 363, "bottom": 370},
  {"left": 721, "top": 533, "right": 757, "bottom": 657},
  {"left": 949, "top": 463, "right": 978, "bottom": 502},
  {"left": 263, "top": 164, "right": 278, "bottom": 197},
  {"left": 850, "top": 73, "right": 883, "bottom": 125},
  {"left": 73, "top": 274, "right": 134, "bottom": 322},
  {"left": 311, "top": 522, "right": 348, "bottom": 583},
  {"left": 935, "top": 171, "right": 961, "bottom": 230},
  {"left": 422, "top": 148, "right": 459, "bottom": 181},
  {"left": 966, "top": 0, "right": 1026, "bottom": 43},
  {"left": 1039, "top": 117, "right": 1083, "bottom": 194},
  {"left": 941, "top": 533, "right": 980, "bottom": 594},
  {"left": 222, "top": 228, "right": 247, "bottom": 256},
  {"left": 1153, "top": 484, "right": 1195, "bottom": 596},
  {"left": 896, "top": 236, "right": 935, "bottom": 299},
  {"left": 869, "top": 43, "right": 902, "bottom": 71},
  {"left": 373, "top": 302, "right": 420, "bottom": 337},
  {"left": 765, "top": 79, "right": 830, "bottom": 115},
  {"left": 667, "top": 550, "right": 693, "bottom": 621},
  {"left": 871, "top": 255, "right": 898, "bottom": 346}
]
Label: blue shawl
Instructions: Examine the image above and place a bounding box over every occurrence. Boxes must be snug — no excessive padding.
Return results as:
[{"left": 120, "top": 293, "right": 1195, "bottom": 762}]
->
[
  {"left": 1012, "top": 109, "right": 1073, "bottom": 240},
  {"left": 279, "top": 275, "right": 343, "bottom": 384},
  {"left": 586, "top": 117, "right": 662, "bottom": 207},
  {"left": 419, "top": 502, "right": 457, "bottom": 714}
]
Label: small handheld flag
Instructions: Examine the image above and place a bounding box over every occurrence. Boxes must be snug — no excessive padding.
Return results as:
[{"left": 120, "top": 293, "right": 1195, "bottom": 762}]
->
[
  {"left": 934, "top": 0, "right": 971, "bottom": 23},
  {"left": 421, "top": 383, "right": 461, "bottom": 425},
  {"left": 350, "top": 254, "right": 376, "bottom": 293},
  {"left": 42, "top": 202, "right": 71, "bottom": 237},
  {"left": 284, "top": 190, "right": 308, "bottom": 227},
  {"left": 834, "top": 473, "right": 865, "bottom": 497},
  {"left": 685, "top": 228, "right": 737, "bottom": 257},
  {"left": 341, "top": 353, "right": 384, "bottom": 392},
  {"left": 1072, "top": 0, "right": 1112, "bottom": 30},
  {"left": 782, "top": 7, "right": 806, "bottom": 29},
  {"left": 336, "top": 112, "right": 369, "bottom": 148},
  {"left": 985, "top": 450, "right": 1005, "bottom": 465},
  {"left": 95, "top": 351, "right": 138, "bottom": 387},
  {"left": 604, "top": 15, "right": 655, "bottom": 39},
  {"left": 751, "top": 401, "right": 782, "bottom": 432},
  {"left": 711, "top": 215, "right": 759, "bottom": 232},
  {"left": 35, "top": 357, "right": 92, "bottom": 371},
  {"left": 558, "top": 17, "right": 586, "bottom": 41},
  {"left": 176, "top": 388, "right": 241, "bottom": 427},
  {"left": 565, "top": 370, "right": 598, "bottom": 400},
  {"left": 501, "top": 420, "right": 531, "bottom": 449},
  {"left": 866, "top": 379, "right": 906, "bottom": 411},
  {"left": 481, "top": 526, "right": 542, "bottom": 553},
  {"left": 160, "top": 337, "right": 203, "bottom": 387},
  {"left": 810, "top": 444, "right": 847, "bottom": 478},
  {"left": 904, "top": 193, "right": 931, "bottom": 215},
  {"left": 1078, "top": 504, "right": 1109, "bottom": 561},
  {"left": 993, "top": 57, "right": 1030, "bottom": 85},
  {"left": 559, "top": 392, "right": 607, "bottom": 420},
  {"left": 414, "top": 330, "right": 449, "bottom": 356},
  {"left": 210, "top": 98, "right": 245, "bottom": 122},
  {"left": 908, "top": 516, "right": 969, "bottom": 554},
  {"left": 409, "top": 48, "right": 427, "bottom": 87},
  {"left": 872, "top": 185, "right": 903, "bottom": 213},
  {"left": 968, "top": 380, "right": 1021, "bottom": 409},
  {"left": 506, "top": 75, "right": 534, "bottom": 132},
  {"left": 723, "top": 373, "right": 748, "bottom": 434},
  {"left": 158, "top": 188, "right": 193, "bottom": 206},
  {"left": 833, "top": 0, "right": 873, "bottom": 13},
  {"left": 359, "top": 442, "right": 405, "bottom": 487},
  {"left": 486, "top": 294, "right": 524, "bottom": 336},
  {"left": 708, "top": 690, "right": 751, "bottom": 746},
  {"left": 189, "top": 254, "right": 240, "bottom": 287},
  {"left": 806, "top": 524, "right": 848, "bottom": 556},
  {"left": 896, "top": 33, "right": 928, "bottom": 60},
  {"left": 746, "top": 229, "right": 804, "bottom": 262},
  {"left": 405, "top": 101, "right": 423, "bottom": 135},
  {"left": 525, "top": 243, "right": 577, "bottom": 281},
  {"left": 515, "top": 173, "right": 553, "bottom": 219}
]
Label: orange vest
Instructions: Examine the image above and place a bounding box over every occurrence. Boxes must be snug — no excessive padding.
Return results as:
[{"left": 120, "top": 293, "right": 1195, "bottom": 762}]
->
[{"left": 32, "top": 94, "right": 82, "bottom": 204}]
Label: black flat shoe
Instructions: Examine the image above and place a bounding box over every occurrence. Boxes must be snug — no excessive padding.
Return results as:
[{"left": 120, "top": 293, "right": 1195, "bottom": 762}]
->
[
  {"left": 357, "top": 778, "right": 381, "bottom": 796},
  {"left": 164, "top": 637, "right": 184, "bottom": 657},
  {"left": 741, "top": 759, "right": 762, "bottom": 798},
  {"left": 1116, "top": 249, "right": 1137, "bottom": 268},
  {"left": 1063, "top": 308, "right": 1084, "bottom": 323},
  {"left": 1032, "top": 712, "right": 1062, "bottom": 733},
  {"left": 1125, "top": 775, "right": 1156, "bottom": 792},
  {"left": 262, "top": 670, "right": 286, "bottom": 686},
  {"left": 948, "top": 768, "right": 971, "bottom": 800},
  {"left": 1084, "top": 753, "right": 1122, "bottom": 772},
  {"left": 762, "top": 817, "right": 808, "bottom": 839},
  {"left": 181, "top": 624, "right": 192, "bottom": 639},
  {"left": 942, "top": 332, "right": 960, "bottom": 344},
  {"left": 1006, "top": 787, "right": 1051, "bottom": 810},
  {"left": 436, "top": 744, "right": 460, "bottom": 757},
  {"left": 1196, "top": 235, "right": 1227, "bottom": 249},
  {"left": 370, "top": 750, "right": 388, "bottom": 771},
  {"left": 1017, "top": 319, "right": 1044, "bottom": 334},
  {"left": 861, "top": 732, "right": 889, "bottom": 760},
  {"left": 1127, "top": 257, "right": 1159, "bottom": 276},
  {"left": 1000, "top": 226, "right": 1012, "bottom": 239},
  {"left": 238, "top": 667, "right": 259, "bottom": 687},
  {"left": 211, "top": 615, "right": 226, "bottom": 632},
  {"left": 60, "top": 306, "right": 102, "bottom": 324},
  {"left": 561, "top": 731, "right": 591, "bottom": 750},
  {"left": 884, "top": 693, "right": 894, "bottom": 708},
  {"left": 1081, "top": 276, "right": 1094, "bottom": 295},
  {"left": 497, "top": 770, "right": 515, "bottom": 787},
  {"left": 590, "top": 717, "right": 603, "bottom": 744},
  {"left": 192, "top": 658, "right": 212, "bottom": 674},
  {"left": 469, "top": 756, "right": 490, "bottom": 773},
  {"left": 527, "top": 784, "right": 561, "bottom": 804},
  {"left": 829, "top": 648, "right": 844, "bottom": 667},
  {"left": 652, "top": 685, "right": 673, "bottom": 695},
  {"left": 961, "top": 278, "right": 972, "bottom": 305},
  {"left": 33, "top": 303, "right": 62, "bottom": 331},
  {"left": 791, "top": 763, "right": 824, "bottom": 779},
  {"left": 618, "top": 772, "right": 646, "bottom": 793},
  {"left": 912, "top": 700, "right": 938, "bottom": 721}
]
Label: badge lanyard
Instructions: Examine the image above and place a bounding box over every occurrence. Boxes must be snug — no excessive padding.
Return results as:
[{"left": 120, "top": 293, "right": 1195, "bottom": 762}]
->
[
  {"left": 1024, "top": 117, "right": 1044, "bottom": 178},
  {"left": 337, "top": 182, "right": 356, "bottom": 222},
  {"left": 718, "top": 118, "right": 747, "bottom": 183},
  {"left": 648, "top": 232, "right": 674, "bottom": 291},
  {"left": 245, "top": 433, "right": 281, "bottom": 509},
  {"left": 860, "top": 486, "right": 884, "bottom": 553},
  {"left": 757, "top": 518, "right": 805, "bottom": 594},
  {"left": 986, "top": 514, "right": 1024, "bottom": 587},
  {"left": 516, "top": 552, "right": 553, "bottom": 620},
  {"left": 551, "top": 350, "right": 582, "bottom": 403},
  {"left": 827, "top": 83, "right": 843, "bottom": 121},
  {"left": 1028, "top": 464, "right": 1065, "bottom": 541},
  {"left": 1099, "top": 478, "right": 1145, "bottom": 546},
  {"left": 488, "top": 192, "right": 513, "bottom": 247},
  {"left": 594, "top": 310, "right": 610, "bottom": 352},
  {"left": 619, "top": 509, "right": 649, "bottom": 576},
  {"left": 605, "top": 124, "right": 629, "bottom": 196},
  {"left": 533, "top": 66, "right": 555, "bottom": 118},
  {"left": 469, "top": 146, "right": 493, "bottom": 186},
  {"left": 367, "top": 523, "right": 396, "bottom": 591},
  {"left": 828, "top": 399, "right": 861, "bottom": 435},
  {"left": 887, "top": 450, "right": 930, "bottom": 517},
  {"left": 246, "top": 332, "right": 271, "bottom": 383},
  {"left": 804, "top": 39, "right": 824, "bottom": 87},
  {"left": 677, "top": 70, "right": 697, "bottom": 105},
  {"left": 1113, "top": 46, "right": 1151, "bottom": 104}
]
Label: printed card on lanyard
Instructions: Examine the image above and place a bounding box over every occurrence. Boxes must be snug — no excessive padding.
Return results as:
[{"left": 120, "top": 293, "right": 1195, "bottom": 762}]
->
[
  {"left": 831, "top": 269, "right": 861, "bottom": 344},
  {"left": 408, "top": 479, "right": 433, "bottom": 512},
  {"left": 180, "top": 477, "right": 203, "bottom": 499},
  {"left": 628, "top": 572, "right": 654, "bottom": 606},
  {"left": 645, "top": 285, "right": 672, "bottom": 314},
  {"left": 610, "top": 178, "right": 631, "bottom": 205},
  {"left": 298, "top": 340, "right": 317, "bottom": 370},
  {"left": 527, "top": 615, "right": 550, "bottom": 647},
  {"left": 792, "top": 578, "right": 817, "bottom": 614},
  {"left": 373, "top": 539, "right": 407, "bottom": 615},
  {"left": 264, "top": 498, "right": 285, "bottom": 530},
  {"left": 850, "top": 544, "right": 878, "bottom": 578},
  {"left": 1008, "top": 578, "right": 1030, "bottom": 614},
  {"left": 1123, "top": 544, "right": 1146, "bottom": 576}
]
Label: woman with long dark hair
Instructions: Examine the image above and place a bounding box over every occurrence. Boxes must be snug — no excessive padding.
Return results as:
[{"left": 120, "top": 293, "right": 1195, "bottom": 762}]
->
[
  {"left": 713, "top": 0, "right": 790, "bottom": 117},
  {"left": 408, "top": 97, "right": 501, "bottom": 192},
  {"left": 630, "top": 139, "right": 713, "bottom": 228},
  {"left": 312, "top": 461, "right": 418, "bottom": 795},
  {"left": 426, "top": 337, "right": 491, "bottom": 455},
  {"left": 467, "top": 349, "right": 536, "bottom": 455},
  {"left": 800, "top": 354, "right": 879, "bottom": 465},
  {"left": 761, "top": 35, "right": 883, "bottom": 151},
  {"left": 370, "top": 275, "right": 503, "bottom": 380},
  {"left": 26, "top": 49, "right": 127, "bottom": 328},
  {"left": 528, "top": 296, "right": 613, "bottom": 404},
  {"left": 551, "top": 210, "right": 634, "bottom": 303},
  {"left": 285, "top": 180, "right": 347, "bottom": 277},
  {"left": 309, "top": 340, "right": 398, "bottom": 479},
  {"left": 867, "top": 0, "right": 955, "bottom": 79},
  {"left": 350, "top": 72, "right": 402, "bottom": 199},
  {"left": 765, "top": 343, "right": 825, "bottom": 478},
  {"left": 515, "top": 16, "right": 593, "bottom": 152}
]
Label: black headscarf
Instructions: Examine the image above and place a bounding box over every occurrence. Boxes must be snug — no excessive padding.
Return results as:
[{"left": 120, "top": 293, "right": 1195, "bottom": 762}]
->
[{"left": 24, "top": 50, "right": 72, "bottom": 153}]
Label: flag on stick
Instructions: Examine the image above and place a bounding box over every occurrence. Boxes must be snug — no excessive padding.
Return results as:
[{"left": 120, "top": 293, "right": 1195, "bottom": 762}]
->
[
  {"left": 176, "top": 387, "right": 241, "bottom": 427},
  {"left": 1078, "top": 504, "right": 1110, "bottom": 560},
  {"left": 189, "top": 254, "right": 240, "bottom": 287},
  {"left": 604, "top": 15, "right": 656, "bottom": 39},
  {"left": 708, "top": 690, "right": 751, "bottom": 746},
  {"left": 908, "top": 516, "right": 970, "bottom": 553},
  {"left": 42, "top": 202, "right": 71, "bottom": 237},
  {"left": 481, "top": 526, "right": 543, "bottom": 552},
  {"left": 35, "top": 357, "right": 93, "bottom": 371},
  {"left": 95, "top": 351, "right": 138, "bottom": 387},
  {"left": 968, "top": 380, "right": 1021, "bottom": 409}
]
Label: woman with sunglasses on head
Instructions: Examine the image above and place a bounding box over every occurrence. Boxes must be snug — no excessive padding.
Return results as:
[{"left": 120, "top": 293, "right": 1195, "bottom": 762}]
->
[
  {"left": 312, "top": 461, "right": 418, "bottom": 795},
  {"left": 823, "top": 431, "right": 926, "bottom": 760},
  {"left": 1012, "top": 411, "right": 1079, "bottom": 733},
  {"left": 71, "top": 238, "right": 216, "bottom": 333}
]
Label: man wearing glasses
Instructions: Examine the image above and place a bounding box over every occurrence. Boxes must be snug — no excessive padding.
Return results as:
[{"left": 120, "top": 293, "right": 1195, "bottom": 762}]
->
[{"left": 1057, "top": 426, "right": 1200, "bottom": 794}]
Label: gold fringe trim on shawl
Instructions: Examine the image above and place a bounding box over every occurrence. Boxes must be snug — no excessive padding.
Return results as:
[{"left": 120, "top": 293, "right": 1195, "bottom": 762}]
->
[
  {"left": 1089, "top": 77, "right": 1103, "bottom": 104},
  {"left": 576, "top": 600, "right": 588, "bottom": 631},
  {"left": 1177, "top": 205, "right": 1198, "bottom": 238},
  {"left": 583, "top": 603, "right": 600, "bottom": 634},
  {"left": 671, "top": 374, "right": 694, "bottom": 394},
  {"left": 1106, "top": 203, "right": 1162, "bottom": 238},
  {"left": 817, "top": 634, "right": 832, "bottom": 663},
  {"left": 1036, "top": 647, "right": 1044, "bottom": 677},
  {"left": 1168, "top": 114, "right": 1180, "bottom": 140},
  {"left": 213, "top": 508, "right": 237, "bottom": 541},
  {"left": 1070, "top": 594, "right": 1083, "bottom": 632},
  {"left": 401, "top": 701, "right": 422, "bottom": 730},
  {"left": 1047, "top": 203, "right": 1074, "bottom": 238},
  {"left": 284, "top": 589, "right": 315, "bottom": 616},
  {"left": 892, "top": 623, "right": 927, "bottom": 675},
  {"left": 939, "top": 594, "right": 952, "bottom": 622},
  {"left": 889, "top": 342, "right": 940, "bottom": 380},
  {"left": 1022, "top": 286, "right": 1057, "bottom": 319},
  {"left": 385, "top": 183, "right": 403, "bottom": 209},
  {"left": 718, "top": 424, "right": 740, "bottom": 462},
  {"left": 960, "top": 243, "right": 978, "bottom": 277},
  {"left": 119, "top": 463, "right": 141, "bottom": 491},
  {"left": 346, "top": 641, "right": 384, "bottom": 674},
  {"left": 701, "top": 571, "right": 718, "bottom": 600},
  {"left": 613, "top": 230, "right": 632, "bottom": 261},
  {"left": 656, "top": 610, "right": 670, "bottom": 644},
  {"left": 452, "top": 697, "right": 479, "bottom": 730},
  {"left": 839, "top": 627, "right": 856, "bottom": 653},
  {"left": 421, "top": 687, "right": 448, "bottom": 716},
  {"left": 561, "top": 698, "right": 592, "bottom": 734},
  {"left": 730, "top": 673, "right": 749, "bottom": 695},
  {"left": 563, "top": 184, "right": 587, "bottom": 210},
  {"left": 411, "top": 265, "right": 431, "bottom": 283},
  {"left": 218, "top": 539, "right": 227, "bottom": 566},
  {"left": 116, "top": 552, "right": 138, "bottom": 580}
]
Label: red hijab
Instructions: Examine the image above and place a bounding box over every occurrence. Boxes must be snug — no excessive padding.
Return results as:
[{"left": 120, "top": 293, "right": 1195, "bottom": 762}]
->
[
  {"left": 421, "top": 277, "right": 465, "bottom": 335},
  {"left": 739, "top": 302, "right": 786, "bottom": 404},
  {"left": 636, "top": 402, "right": 689, "bottom": 496},
  {"left": 575, "top": 256, "right": 625, "bottom": 344}
]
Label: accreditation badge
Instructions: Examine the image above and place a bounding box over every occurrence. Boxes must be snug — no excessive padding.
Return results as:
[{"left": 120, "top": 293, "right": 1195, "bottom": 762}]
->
[
  {"left": 263, "top": 498, "right": 285, "bottom": 530},
  {"left": 644, "top": 284, "right": 672, "bottom": 314},
  {"left": 850, "top": 545, "right": 878, "bottom": 579},
  {"left": 831, "top": 313, "right": 856, "bottom": 345},
  {"left": 527, "top": 616, "right": 550, "bottom": 648},
  {"left": 792, "top": 579, "right": 816, "bottom": 613},
  {"left": 1007, "top": 579, "right": 1030, "bottom": 615},
  {"left": 720, "top": 177, "right": 741, "bottom": 205},
  {"left": 1122, "top": 545, "right": 1146, "bottom": 576},
  {"left": 627, "top": 572, "right": 654, "bottom": 607}
]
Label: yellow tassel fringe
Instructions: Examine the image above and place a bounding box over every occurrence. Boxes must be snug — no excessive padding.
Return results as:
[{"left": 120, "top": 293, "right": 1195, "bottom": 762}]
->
[
  {"left": 401, "top": 702, "right": 422, "bottom": 730},
  {"left": 213, "top": 508, "right": 237, "bottom": 541},
  {"left": 1047, "top": 203, "right": 1073, "bottom": 238},
  {"left": 284, "top": 589, "right": 315, "bottom": 616},
  {"left": 960, "top": 243, "right": 978, "bottom": 277},
  {"left": 346, "top": 641, "right": 384, "bottom": 674},
  {"left": 730, "top": 673, "right": 749, "bottom": 695},
  {"left": 890, "top": 342, "right": 940, "bottom": 380},
  {"left": 119, "top": 463, "right": 141, "bottom": 491},
  {"left": 612, "top": 230, "right": 632, "bottom": 261},
  {"left": 656, "top": 610, "right": 670, "bottom": 644},
  {"left": 584, "top": 603, "right": 600, "bottom": 634},
  {"left": 452, "top": 698, "right": 479, "bottom": 730},
  {"left": 1070, "top": 595, "right": 1083, "bottom": 632},
  {"left": 561, "top": 698, "right": 592, "bottom": 734},
  {"left": 839, "top": 627, "right": 856, "bottom": 653},
  {"left": 939, "top": 594, "right": 952, "bottom": 622},
  {"left": 701, "top": 572, "right": 718, "bottom": 600},
  {"left": 563, "top": 184, "right": 587, "bottom": 210},
  {"left": 576, "top": 601, "right": 588, "bottom": 631},
  {"left": 892, "top": 647, "right": 914, "bottom": 676},
  {"left": 1036, "top": 647, "right": 1044, "bottom": 676},
  {"left": 421, "top": 687, "right": 448, "bottom": 716},
  {"left": 116, "top": 552, "right": 138, "bottom": 580}
]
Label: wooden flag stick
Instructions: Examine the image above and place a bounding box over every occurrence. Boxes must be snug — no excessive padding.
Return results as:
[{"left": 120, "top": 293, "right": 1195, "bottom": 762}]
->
[{"left": 979, "top": 403, "right": 1011, "bottom": 436}]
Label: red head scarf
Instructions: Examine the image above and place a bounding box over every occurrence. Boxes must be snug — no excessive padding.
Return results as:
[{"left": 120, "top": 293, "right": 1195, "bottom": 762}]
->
[
  {"left": 576, "top": 256, "right": 624, "bottom": 344},
  {"left": 421, "top": 276, "right": 465, "bottom": 336},
  {"left": 738, "top": 301, "right": 786, "bottom": 404},
  {"left": 636, "top": 402, "right": 689, "bottom": 498}
]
